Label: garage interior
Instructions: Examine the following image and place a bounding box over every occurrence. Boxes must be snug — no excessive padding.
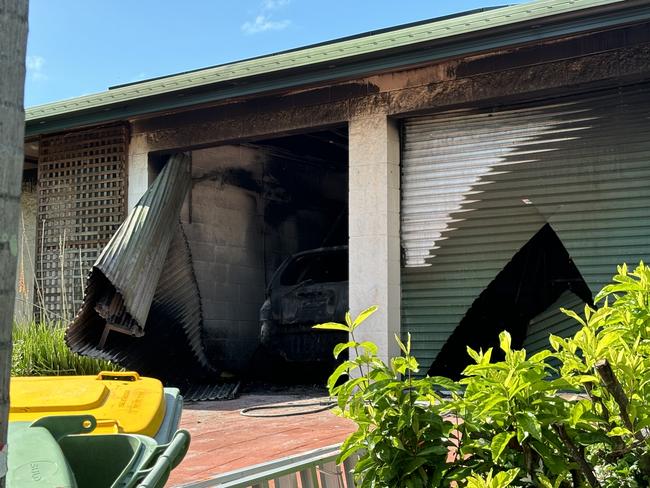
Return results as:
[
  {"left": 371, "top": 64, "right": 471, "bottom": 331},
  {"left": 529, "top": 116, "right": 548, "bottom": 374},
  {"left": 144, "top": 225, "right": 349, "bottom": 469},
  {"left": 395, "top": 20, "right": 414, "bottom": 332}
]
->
[{"left": 180, "top": 126, "right": 349, "bottom": 381}]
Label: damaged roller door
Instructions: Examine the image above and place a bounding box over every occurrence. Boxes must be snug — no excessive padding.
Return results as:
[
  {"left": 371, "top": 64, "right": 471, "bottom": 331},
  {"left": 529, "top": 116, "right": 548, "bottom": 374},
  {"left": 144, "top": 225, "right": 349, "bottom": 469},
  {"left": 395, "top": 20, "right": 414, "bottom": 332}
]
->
[
  {"left": 67, "top": 153, "right": 215, "bottom": 385},
  {"left": 400, "top": 84, "right": 650, "bottom": 377}
]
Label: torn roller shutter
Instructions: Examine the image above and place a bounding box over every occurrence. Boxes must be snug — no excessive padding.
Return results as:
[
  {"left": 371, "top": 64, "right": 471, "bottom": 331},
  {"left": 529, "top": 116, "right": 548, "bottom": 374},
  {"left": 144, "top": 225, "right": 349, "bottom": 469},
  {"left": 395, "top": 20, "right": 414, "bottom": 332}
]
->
[
  {"left": 401, "top": 84, "right": 650, "bottom": 375},
  {"left": 66, "top": 153, "right": 215, "bottom": 385}
]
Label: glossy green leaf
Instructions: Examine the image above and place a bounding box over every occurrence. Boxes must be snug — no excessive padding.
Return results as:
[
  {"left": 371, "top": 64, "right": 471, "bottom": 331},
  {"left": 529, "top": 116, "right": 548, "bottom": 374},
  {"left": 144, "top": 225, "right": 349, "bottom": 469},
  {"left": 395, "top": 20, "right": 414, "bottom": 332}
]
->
[
  {"left": 395, "top": 334, "right": 408, "bottom": 355},
  {"left": 493, "top": 468, "right": 520, "bottom": 487},
  {"left": 345, "top": 311, "right": 353, "bottom": 328},
  {"left": 352, "top": 305, "right": 378, "bottom": 330},
  {"left": 515, "top": 411, "right": 542, "bottom": 442},
  {"left": 313, "top": 322, "right": 349, "bottom": 332},
  {"left": 499, "top": 331, "right": 512, "bottom": 354},
  {"left": 359, "top": 341, "right": 378, "bottom": 355},
  {"left": 490, "top": 431, "right": 514, "bottom": 462},
  {"left": 607, "top": 426, "right": 632, "bottom": 437},
  {"left": 333, "top": 341, "right": 357, "bottom": 358}
]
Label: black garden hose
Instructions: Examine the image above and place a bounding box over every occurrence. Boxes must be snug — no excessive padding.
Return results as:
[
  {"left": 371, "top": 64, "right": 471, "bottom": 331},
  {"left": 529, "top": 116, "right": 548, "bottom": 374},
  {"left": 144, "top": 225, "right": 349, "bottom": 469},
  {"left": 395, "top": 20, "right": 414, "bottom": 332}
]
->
[{"left": 240, "top": 400, "right": 337, "bottom": 418}]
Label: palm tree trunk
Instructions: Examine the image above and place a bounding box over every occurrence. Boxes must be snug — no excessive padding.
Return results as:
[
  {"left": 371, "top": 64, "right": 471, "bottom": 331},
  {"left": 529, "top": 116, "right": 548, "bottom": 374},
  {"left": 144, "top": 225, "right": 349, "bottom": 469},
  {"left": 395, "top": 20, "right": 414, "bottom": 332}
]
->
[{"left": 0, "top": 1, "right": 28, "bottom": 486}]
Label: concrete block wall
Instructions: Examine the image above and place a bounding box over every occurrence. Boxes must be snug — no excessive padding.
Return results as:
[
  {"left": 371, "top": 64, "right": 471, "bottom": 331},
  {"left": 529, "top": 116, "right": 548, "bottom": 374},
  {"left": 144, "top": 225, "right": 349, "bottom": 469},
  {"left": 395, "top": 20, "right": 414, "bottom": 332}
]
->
[
  {"left": 186, "top": 145, "right": 267, "bottom": 372},
  {"left": 187, "top": 144, "right": 348, "bottom": 372}
]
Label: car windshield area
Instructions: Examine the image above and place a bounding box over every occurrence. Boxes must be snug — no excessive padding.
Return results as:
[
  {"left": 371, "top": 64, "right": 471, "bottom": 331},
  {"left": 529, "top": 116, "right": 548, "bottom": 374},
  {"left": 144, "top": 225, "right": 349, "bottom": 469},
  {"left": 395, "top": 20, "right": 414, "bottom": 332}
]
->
[{"left": 279, "top": 249, "right": 348, "bottom": 286}]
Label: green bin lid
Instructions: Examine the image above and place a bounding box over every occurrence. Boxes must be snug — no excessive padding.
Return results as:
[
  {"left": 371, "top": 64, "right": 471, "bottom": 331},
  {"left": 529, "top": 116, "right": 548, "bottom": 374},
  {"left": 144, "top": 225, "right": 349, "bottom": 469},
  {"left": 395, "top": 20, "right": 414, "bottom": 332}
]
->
[{"left": 7, "top": 424, "right": 77, "bottom": 488}]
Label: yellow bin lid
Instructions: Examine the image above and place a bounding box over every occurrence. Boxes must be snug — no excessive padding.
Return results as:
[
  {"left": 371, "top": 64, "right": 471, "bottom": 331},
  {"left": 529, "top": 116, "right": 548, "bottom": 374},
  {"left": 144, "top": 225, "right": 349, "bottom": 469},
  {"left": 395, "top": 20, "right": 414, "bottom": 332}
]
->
[{"left": 9, "top": 372, "right": 166, "bottom": 437}]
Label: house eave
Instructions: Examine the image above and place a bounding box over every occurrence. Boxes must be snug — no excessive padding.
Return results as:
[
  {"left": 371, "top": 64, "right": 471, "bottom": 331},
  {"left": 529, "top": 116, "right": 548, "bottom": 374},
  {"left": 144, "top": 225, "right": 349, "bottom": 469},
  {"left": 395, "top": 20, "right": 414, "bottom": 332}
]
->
[{"left": 25, "top": 0, "right": 650, "bottom": 138}]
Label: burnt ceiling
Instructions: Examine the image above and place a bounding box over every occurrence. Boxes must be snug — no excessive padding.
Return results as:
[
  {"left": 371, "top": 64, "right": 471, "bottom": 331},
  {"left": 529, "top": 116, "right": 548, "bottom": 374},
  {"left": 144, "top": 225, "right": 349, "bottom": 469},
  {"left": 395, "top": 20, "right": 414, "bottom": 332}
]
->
[{"left": 244, "top": 127, "right": 348, "bottom": 171}]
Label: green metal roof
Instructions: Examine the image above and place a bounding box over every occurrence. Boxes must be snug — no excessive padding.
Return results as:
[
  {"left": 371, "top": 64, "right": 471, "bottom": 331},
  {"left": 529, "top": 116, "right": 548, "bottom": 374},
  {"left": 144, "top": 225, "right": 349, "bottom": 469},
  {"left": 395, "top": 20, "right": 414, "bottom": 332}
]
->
[{"left": 26, "top": 0, "right": 646, "bottom": 136}]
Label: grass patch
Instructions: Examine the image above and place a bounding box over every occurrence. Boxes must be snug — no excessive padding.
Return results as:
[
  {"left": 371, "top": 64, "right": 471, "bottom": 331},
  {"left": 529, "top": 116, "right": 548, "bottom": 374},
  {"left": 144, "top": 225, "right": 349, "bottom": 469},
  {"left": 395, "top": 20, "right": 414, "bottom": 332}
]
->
[{"left": 12, "top": 321, "right": 121, "bottom": 376}]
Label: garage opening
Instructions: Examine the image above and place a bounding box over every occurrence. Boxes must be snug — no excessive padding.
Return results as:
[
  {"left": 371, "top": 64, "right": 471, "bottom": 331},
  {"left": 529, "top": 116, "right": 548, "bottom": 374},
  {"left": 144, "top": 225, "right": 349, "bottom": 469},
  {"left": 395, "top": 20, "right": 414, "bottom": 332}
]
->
[{"left": 185, "top": 127, "right": 349, "bottom": 383}]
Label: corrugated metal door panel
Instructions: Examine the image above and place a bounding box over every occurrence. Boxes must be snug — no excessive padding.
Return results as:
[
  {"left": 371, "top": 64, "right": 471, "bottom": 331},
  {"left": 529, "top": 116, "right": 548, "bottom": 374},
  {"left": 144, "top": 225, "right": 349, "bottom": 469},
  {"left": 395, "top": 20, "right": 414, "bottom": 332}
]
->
[{"left": 401, "top": 85, "right": 650, "bottom": 371}]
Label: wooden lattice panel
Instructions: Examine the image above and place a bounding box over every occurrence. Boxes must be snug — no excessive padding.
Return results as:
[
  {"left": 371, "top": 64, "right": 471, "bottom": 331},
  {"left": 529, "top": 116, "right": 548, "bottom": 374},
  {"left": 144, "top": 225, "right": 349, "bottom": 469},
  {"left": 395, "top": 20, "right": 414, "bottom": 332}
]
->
[{"left": 37, "top": 125, "right": 128, "bottom": 320}]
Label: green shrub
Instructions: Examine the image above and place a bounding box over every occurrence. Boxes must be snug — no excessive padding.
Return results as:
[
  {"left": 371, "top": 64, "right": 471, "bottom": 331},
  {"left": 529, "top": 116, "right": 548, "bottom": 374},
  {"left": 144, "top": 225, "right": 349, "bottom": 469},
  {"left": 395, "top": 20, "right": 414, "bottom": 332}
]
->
[
  {"left": 316, "top": 308, "right": 457, "bottom": 487},
  {"left": 12, "top": 321, "right": 121, "bottom": 376},
  {"left": 318, "top": 262, "right": 650, "bottom": 488}
]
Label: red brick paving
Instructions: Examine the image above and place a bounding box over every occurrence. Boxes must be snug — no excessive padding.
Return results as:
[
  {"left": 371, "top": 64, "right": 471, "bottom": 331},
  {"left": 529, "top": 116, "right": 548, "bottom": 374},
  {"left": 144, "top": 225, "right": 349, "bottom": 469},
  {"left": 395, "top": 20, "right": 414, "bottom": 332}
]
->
[{"left": 168, "top": 390, "right": 356, "bottom": 487}]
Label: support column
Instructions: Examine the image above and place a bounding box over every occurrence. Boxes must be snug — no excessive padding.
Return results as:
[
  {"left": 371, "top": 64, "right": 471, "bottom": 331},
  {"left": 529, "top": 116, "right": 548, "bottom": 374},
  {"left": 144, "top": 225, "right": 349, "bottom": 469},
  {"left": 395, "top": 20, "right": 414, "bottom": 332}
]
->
[
  {"left": 127, "top": 133, "right": 150, "bottom": 210},
  {"left": 348, "top": 114, "right": 401, "bottom": 362}
]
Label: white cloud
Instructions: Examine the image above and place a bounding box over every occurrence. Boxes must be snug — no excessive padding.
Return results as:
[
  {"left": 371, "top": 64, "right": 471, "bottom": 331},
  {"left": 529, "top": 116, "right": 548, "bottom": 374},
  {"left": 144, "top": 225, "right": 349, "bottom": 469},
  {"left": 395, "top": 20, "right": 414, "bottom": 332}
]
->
[
  {"left": 242, "top": 14, "right": 290, "bottom": 34},
  {"left": 26, "top": 55, "right": 44, "bottom": 70},
  {"left": 262, "top": 0, "right": 290, "bottom": 9},
  {"left": 26, "top": 55, "right": 47, "bottom": 81},
  {"left": 242, "top": 0, "right": 291, "bottom": 35}
]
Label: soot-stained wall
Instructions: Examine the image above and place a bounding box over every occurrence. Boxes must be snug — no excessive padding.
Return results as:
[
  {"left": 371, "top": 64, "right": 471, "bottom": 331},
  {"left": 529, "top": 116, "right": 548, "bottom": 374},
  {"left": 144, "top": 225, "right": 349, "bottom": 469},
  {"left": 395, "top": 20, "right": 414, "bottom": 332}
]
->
[
  {"left": 184, "top": 145, "right": 265, "bottom": 373},
  {"left": 186, "top": 132, "right": 347, "bottom": 373}
]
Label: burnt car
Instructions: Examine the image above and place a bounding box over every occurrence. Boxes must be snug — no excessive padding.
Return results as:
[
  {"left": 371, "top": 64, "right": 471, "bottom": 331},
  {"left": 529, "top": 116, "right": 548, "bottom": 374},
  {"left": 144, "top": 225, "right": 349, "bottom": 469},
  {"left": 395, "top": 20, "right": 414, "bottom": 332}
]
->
[{"left": 259, "top": 245, "right": 348, "bottom": 362}]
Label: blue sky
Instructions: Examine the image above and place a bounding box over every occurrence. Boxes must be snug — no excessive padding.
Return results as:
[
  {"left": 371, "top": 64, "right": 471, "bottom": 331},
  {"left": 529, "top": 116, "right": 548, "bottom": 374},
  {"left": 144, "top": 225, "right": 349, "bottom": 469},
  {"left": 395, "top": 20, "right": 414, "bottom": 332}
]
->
[{"left": 26, "top": 0, "right": 518, "bottom": 108}]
